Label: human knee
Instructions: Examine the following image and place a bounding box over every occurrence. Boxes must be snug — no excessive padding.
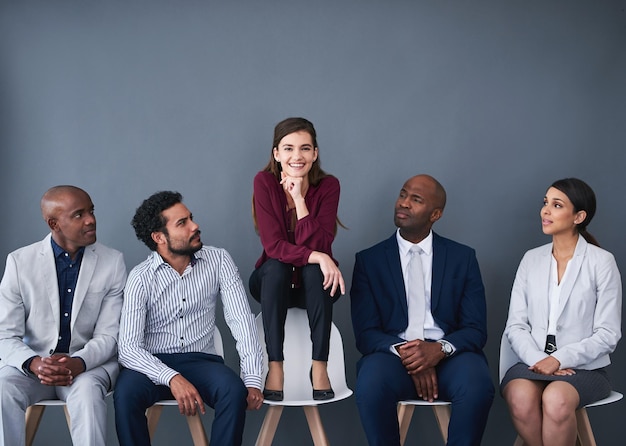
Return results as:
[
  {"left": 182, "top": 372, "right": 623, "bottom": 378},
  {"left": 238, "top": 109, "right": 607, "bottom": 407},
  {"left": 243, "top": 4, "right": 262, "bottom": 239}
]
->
[
  {"left": 355, "top": 367, "right": 396, "bottom": 407},
  {"left": 70, "top": 377, "right": 107, "bottom": 402},
  {"left": 504, "top": 385, "right": 540, "bottom": 420},
  {"left": 300, "top": 264, "right": 322, "bottom": 282},
  {"left": 542, "top": 386, "right": 578, "bottom": 423},
  {"left": 261, "top": 259, "right": 292, "bottom": 281},
  {"left": 0, "top": 377, "right": 27, "bottom": 408},
  {"left": 114, "top": 371, "right": 152, "bottom": 412},
  {"left": 453, "top": 367, "right": 494, "bottom": 406},
  {"left": 215, "top": 377, "right": 248, "bottom": 409}
]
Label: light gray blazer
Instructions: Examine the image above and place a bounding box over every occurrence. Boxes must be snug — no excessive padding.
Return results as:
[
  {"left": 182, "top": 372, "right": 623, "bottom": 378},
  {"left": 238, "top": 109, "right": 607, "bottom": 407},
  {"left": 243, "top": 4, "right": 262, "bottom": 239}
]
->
[
  {"left": 504, "top": 236, "right": 622, "bottom": 372},
  {"left": 0, "top": 234, "right": 126, "bottom": 382}
]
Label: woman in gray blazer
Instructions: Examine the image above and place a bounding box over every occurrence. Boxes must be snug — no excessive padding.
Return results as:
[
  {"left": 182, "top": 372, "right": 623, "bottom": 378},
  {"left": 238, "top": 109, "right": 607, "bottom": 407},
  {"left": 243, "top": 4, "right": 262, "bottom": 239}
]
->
[{"left": 501, "top": 178, "right": 621, "bottom": 446}]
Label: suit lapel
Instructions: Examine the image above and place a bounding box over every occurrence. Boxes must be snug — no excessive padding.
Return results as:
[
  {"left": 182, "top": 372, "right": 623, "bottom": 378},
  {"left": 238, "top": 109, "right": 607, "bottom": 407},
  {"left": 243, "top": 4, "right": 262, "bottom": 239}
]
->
[
  {"left": 71, "top": 244, "right": 97, "bottom": 330},
  {"left": 40, "top": 235, "right": 61, "bottom": 330},
  {"left": 431, "top": 233, "right": 446, "bottom": 311},
  {"left": 384, "top": 235, "right": 408, "bottom": 319}
]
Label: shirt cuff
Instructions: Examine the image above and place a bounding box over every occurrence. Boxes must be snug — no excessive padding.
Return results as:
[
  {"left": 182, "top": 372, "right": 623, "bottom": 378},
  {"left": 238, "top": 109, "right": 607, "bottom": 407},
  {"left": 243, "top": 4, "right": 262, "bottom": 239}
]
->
[
  {"left": 22, "top": 356, "right": 37, "bottom": 375},
  {"left": 391, "top": 341, "right": 407, "bottom": 357},
  {"left": 242, "top": 374, "right": 262, "bottom": 390}
]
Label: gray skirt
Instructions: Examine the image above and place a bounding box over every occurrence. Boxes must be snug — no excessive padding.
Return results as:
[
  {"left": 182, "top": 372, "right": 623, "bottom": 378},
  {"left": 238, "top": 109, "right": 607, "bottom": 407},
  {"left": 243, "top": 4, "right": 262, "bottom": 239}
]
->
[{"left": 500, "top": 363, "right": 611, "bottom": 408}]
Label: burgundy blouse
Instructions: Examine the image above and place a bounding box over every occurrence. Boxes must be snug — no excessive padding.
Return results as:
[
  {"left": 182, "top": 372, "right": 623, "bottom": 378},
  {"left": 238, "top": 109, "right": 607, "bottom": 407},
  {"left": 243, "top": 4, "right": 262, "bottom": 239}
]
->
[{"left": 253, "top": 171, "right": 340, "bottom": 270}]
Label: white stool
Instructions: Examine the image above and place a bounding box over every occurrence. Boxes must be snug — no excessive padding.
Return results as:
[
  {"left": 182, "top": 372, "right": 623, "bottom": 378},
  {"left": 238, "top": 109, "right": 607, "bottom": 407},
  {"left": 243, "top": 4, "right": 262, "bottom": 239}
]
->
[{"left": 255, "top": 308, "right": 353, "bottom": 446}]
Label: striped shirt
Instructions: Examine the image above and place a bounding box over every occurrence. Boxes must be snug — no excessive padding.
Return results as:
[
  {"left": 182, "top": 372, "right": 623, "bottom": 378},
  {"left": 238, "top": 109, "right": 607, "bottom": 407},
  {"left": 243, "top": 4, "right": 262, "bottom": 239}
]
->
[{"left": 118, "top": 246, "right": 263, "bottom": 389}]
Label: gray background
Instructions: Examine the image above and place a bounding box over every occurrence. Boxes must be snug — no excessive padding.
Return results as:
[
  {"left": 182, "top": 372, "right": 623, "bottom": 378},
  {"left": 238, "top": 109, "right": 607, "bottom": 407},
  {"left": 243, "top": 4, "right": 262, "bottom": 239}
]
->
[{"left": 1, "top": 1, "right": 625, "bottom": 444}]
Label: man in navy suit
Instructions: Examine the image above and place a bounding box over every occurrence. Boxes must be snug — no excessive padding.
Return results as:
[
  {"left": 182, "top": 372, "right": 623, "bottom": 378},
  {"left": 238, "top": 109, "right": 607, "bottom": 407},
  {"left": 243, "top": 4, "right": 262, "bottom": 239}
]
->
[{"left": 351, "top": 174, "right": 494, "bottom": 446}]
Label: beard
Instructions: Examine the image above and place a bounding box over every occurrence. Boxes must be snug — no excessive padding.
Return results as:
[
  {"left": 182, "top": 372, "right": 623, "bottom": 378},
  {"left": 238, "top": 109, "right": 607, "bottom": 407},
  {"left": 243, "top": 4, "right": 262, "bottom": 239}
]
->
[
  {"left": 165, "top": 231, "right": 203, "bottom": 257},
  {"left": 168, "top": 243, "right": 202, "bottom": 257}
]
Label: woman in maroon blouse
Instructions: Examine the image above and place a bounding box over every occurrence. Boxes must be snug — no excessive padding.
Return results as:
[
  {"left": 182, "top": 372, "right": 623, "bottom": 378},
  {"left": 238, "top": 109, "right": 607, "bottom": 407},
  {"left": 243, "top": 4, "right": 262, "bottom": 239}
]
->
[{"left": 250, "top": 117, "right": 345, "bottom": 401}]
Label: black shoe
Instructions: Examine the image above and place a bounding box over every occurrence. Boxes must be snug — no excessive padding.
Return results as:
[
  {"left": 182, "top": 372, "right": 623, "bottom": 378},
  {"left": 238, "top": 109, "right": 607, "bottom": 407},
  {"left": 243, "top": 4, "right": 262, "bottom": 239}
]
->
[
  {"left": 262, "top": 389, "right": 284, "bottom": 402},
  {"left": 310, "top": 368, "right": 334, "bottom": 401},
  {"left": 312, "top": 388, "right": 335, "bottom": 400}
]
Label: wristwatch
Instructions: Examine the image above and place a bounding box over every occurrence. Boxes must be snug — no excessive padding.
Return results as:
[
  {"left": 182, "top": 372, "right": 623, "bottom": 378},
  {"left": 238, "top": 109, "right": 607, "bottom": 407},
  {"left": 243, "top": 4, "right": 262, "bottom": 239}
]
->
[{"left": 437, "top": 339, "right": 453, "bottom": 358}]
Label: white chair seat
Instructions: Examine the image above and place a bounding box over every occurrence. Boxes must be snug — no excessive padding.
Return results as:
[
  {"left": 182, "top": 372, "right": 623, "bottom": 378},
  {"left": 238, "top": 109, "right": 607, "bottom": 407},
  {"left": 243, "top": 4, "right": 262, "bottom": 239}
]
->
[{"left": 255, "top": 308, "right": 352, "bottom": 446}]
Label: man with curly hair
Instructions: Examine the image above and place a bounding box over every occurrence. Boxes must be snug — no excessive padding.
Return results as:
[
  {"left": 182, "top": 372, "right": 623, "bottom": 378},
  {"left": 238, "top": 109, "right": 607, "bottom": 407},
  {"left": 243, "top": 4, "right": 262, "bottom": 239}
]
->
[{"left": 114, "top": 191, "right": 263, "bottom": 446}]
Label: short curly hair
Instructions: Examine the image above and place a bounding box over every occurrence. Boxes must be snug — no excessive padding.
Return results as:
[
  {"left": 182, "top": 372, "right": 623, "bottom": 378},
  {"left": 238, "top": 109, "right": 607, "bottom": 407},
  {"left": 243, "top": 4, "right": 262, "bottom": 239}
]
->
[{"left": 131, "top": 191, "right": 183, "bottom": 251}]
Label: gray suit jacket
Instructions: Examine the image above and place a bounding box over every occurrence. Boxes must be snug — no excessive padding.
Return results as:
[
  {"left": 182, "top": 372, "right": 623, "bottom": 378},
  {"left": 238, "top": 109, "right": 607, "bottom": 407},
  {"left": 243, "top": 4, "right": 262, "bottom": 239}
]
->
[
  {"left": 0, "top": 234, "right": 126, "bottom": 382},
  {"left": 504, "top": 236, "right": 622, "bottom": 372}
]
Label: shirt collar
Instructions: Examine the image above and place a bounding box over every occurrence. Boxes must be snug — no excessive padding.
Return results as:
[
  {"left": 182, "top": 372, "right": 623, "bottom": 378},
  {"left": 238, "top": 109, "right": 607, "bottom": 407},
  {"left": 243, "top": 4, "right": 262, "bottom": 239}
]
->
[
  {"left": 51, "top": 237, "right": 85, "bottom": 262},
  {"left": 396, "top": 228, "right": 433, "bottom": 257},
  {"left": 147, "top": 248, "right": 205, "bottom": 272}
]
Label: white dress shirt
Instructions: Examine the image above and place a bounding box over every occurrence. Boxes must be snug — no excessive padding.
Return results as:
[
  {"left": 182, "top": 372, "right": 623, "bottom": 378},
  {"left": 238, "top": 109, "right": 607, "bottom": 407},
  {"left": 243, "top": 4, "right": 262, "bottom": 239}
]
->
[
  {"left": 119, "top": 246, "right": 263, "bottom": 389},
  {"left": 396, "top": 229, "right": 445, "bottom": 342},
  {"left": 547, "top": 256, "right": 572, "bottom": 336}
]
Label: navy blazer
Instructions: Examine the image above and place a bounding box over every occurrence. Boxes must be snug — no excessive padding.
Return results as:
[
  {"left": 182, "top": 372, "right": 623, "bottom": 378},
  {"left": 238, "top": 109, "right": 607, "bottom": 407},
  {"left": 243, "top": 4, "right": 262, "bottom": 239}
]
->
[{"left": 351, "top": 232, "right": 488, "bottom": 356}]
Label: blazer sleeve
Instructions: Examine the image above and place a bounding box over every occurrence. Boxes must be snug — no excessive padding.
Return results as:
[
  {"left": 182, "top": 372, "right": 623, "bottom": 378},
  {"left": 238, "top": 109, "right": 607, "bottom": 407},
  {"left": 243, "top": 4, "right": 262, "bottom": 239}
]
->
[
  {"left": 351, "top": 251, "right": 405, "bottom": 355},
  {"left": 71, "top": 249, "right": 127, "bottom": 370},
  {"left": 0, "top": 253, "right": 39, "bottom": 371},
  {"left": 505, "top": 252, "right": 550, "bottom": 368}
]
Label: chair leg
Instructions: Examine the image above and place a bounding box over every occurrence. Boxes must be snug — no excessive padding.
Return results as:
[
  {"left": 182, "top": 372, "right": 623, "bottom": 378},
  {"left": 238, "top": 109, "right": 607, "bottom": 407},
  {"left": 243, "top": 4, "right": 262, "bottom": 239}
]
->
[
  {"left": 63, "top": 405, "right": 71, "bottom": 430},
  {"left": 575, "top": 408, "right": 596, "bottom": 446},
  {"left": 397, "top": 404, "right": 415, "bottom": 446},
  {"left": 432, "top": 405, "right": 451, "bottom": 443},
  {"left": 255, "top": 406, "right": 284, "bottom": 446},
  {"left": 25, "top": 405, "right": 46, "bottom": 446},
  {"left": 303, "top": 406, "right": 329, "bottom": 446},
  {"left": 186, "top": 414, "right": 209, "bottom": 446},
  {"left": 146, "top": 405, "right": 164, "bottom": 439}
]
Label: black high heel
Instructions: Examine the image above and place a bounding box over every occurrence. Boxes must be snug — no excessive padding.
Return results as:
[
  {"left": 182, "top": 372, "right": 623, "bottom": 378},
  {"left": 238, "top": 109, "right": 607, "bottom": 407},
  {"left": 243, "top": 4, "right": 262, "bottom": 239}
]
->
[
  {"left": 262, "top": 388, "right": 284, "bottom": 402},
  {"left": 263, "top": 371, "right": 284, "bottom": 401},
  {"left": 310, "top": 368, "right": 334, "bottom": 401}
]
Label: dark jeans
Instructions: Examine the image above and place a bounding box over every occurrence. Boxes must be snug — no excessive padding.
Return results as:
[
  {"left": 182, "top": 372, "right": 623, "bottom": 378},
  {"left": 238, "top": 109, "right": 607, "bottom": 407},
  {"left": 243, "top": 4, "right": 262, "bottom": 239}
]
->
[
  {"left": 249, "top": 259, "right": 334, "bottom": 362},
  {"left": 114, "top": 352, "right": 248, "bottom": 446}
]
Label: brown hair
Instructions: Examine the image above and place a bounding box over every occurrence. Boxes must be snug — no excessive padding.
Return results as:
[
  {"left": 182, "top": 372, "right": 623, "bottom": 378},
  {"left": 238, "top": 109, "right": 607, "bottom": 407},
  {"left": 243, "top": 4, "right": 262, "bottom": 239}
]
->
[
  {"left": 261, "top": 117, "right": 328, "bottom": 186},
  {"left": 253, "top": 117, "right": 345, "bottom": 232}
]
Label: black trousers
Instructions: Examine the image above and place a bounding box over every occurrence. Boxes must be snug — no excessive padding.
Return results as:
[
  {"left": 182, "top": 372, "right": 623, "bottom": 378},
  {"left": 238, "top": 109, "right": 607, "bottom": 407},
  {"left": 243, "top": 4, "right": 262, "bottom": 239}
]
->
[{"left": 249, "top": 259, "right": 334, "bottom": 362}]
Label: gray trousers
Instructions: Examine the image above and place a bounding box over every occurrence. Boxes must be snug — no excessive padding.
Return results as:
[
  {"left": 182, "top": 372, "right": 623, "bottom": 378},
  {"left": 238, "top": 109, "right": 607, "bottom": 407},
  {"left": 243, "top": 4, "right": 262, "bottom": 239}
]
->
[{"left": 0, "top": 365, "right": 110, "bottom": 446}]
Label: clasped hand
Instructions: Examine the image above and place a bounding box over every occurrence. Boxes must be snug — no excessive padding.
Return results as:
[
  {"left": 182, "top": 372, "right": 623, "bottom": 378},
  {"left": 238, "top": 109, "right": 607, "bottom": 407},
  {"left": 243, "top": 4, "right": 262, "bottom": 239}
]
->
[
  {"left": 30, "top": 354, "right": 85, "bottom": 386},
  {"left": 529, "top": 356, "right": 576, "bottom": 376},
  {"left": 397, "top": 340, "right": 445, "bottom": 402}
]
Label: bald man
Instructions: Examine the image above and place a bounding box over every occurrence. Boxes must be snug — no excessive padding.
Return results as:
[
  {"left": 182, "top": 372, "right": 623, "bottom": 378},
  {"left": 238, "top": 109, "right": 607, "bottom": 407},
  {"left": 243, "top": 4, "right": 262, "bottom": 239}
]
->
[
  {"left": 0, "top": 185, "right": 126, "bottom": 445},
  {"left": 351, "top": 175, "right": 494, "bottom": 446}
]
